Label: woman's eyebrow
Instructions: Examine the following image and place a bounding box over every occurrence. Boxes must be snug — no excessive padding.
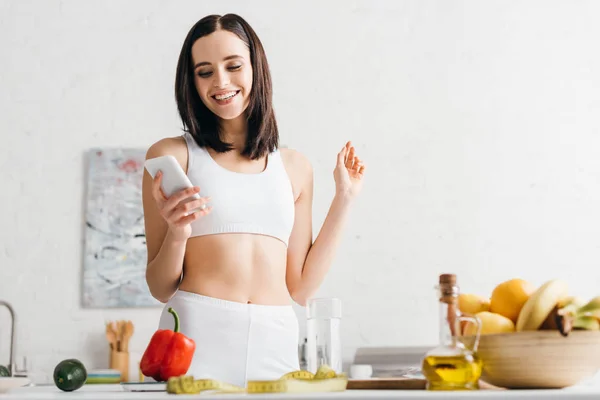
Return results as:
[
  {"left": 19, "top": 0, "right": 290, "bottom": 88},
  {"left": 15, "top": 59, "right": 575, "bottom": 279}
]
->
[{"left": 194, "top": 55, "right": 243, "bottom": 69}]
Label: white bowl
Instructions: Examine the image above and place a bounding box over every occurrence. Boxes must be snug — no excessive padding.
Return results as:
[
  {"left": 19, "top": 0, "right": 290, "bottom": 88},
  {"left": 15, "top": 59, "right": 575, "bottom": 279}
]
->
[{"left": 0, "top": 377, "right": 31, "bottom": 393}]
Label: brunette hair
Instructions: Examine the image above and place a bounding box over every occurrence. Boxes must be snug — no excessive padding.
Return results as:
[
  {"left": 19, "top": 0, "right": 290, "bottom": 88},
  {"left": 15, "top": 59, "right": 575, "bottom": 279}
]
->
[{"left": 175, "top": 14, "right": 278, "bottom": 160}]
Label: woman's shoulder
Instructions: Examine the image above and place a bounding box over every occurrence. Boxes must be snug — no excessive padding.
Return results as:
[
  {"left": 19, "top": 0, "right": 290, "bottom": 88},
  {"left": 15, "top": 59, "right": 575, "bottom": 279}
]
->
[
  {"left": 279, "top": 147, "right": 312, "bottom": 174},
  {"left": 279, "top": 147, "right": 313, "bottom": 194},
  {"left": 145, "top": 135, "right": 189, "bottom": 170}
]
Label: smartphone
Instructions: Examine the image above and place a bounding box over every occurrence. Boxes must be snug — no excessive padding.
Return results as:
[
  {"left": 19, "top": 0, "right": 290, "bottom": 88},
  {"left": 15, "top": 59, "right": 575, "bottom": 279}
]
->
[{"left": 144, "top": 155, "right": 201, "bottom": 202}]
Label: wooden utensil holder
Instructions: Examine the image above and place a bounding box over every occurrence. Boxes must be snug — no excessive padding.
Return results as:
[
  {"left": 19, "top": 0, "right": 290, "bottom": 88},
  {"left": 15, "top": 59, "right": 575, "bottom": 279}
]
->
[{"left": 110, "top": 350, "right": 129, "bottom": 382}]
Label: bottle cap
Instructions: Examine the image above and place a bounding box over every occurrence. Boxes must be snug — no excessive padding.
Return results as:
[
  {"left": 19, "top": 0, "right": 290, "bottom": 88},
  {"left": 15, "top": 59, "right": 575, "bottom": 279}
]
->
[{"left": 439, "top": 274, "right": 456, "bottom": 285}]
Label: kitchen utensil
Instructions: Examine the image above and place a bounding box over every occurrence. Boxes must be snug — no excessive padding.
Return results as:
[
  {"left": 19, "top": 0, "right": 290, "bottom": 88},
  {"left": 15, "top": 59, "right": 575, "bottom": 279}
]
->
[
  {"left": 474, "top": 330, "right": 600, "bottom": 389},
  {"left": 346, "top": 378, "right": 502, "bottom": 391},
  {"left": 116, "top": 320, "right": 124, "bottom": 352},
  {"left": 347, "top": 378, "right": 426, "bottom": 390},
  {"left": 105, "top": 322, "right": 117, "bottom": 351},
  {"left": 122, "top": 320, "right": 134, "bottom": 352}
]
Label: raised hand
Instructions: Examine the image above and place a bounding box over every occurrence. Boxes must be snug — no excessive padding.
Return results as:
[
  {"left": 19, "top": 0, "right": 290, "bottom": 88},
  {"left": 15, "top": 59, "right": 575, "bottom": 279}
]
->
[{"left": 334, "top": 141, "right": 366, "bottom": 199}]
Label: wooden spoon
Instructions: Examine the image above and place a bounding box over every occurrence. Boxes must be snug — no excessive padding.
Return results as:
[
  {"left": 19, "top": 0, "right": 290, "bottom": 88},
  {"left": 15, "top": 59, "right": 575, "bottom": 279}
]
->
[
  {"left": 117, "top": 320, "right": 125, "bottom": 352},
  {"left": 122, "top": 320, "right": 135, "bottom": 352},
  {"left": 105, "top": 321, "right": 117, "bottom": 351}
]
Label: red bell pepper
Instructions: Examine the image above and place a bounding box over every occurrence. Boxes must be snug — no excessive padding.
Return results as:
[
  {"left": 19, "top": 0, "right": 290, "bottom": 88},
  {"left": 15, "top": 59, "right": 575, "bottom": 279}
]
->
[{"left": 140, "top": 307, "right": 196, "bottom": 381}]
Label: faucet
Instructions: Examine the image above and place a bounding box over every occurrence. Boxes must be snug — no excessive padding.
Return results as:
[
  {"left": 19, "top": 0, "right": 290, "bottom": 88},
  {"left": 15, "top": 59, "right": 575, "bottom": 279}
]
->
[{"left": 0, "top": 300, "right": 27, "bottom": 378}]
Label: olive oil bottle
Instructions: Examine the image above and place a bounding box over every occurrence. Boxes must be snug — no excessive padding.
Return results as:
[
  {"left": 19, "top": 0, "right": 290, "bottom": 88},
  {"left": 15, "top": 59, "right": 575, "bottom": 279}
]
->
[{"left": 421, "top": 274, "right": 483, "bottom": 391}]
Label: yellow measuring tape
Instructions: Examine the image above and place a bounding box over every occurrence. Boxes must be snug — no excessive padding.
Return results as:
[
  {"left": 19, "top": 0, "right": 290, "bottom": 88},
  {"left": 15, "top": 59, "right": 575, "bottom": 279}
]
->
[{"left": 166, "top": 365, "right": 348, "bottom": 395}]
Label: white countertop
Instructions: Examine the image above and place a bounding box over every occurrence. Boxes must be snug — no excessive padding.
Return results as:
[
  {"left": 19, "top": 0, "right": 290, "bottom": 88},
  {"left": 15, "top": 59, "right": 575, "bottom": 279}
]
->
[{"left": 3, "top": 384, "right": 600, "bottom": 400}]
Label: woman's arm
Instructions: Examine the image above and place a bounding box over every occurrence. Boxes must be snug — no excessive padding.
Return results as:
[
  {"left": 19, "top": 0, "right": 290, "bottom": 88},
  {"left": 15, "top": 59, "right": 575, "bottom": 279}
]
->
[
  {"left": 285, "top": 142, "right": 366, "bottom": 306},
  {"left": 142, "top": 137, "right": 209, "bottom": 303}
]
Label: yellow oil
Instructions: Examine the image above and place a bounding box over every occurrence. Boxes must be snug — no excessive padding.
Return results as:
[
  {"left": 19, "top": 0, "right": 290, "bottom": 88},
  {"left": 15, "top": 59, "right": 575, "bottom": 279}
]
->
[{"left": 421, "top": 353, "right": 482, "bottom": 391}]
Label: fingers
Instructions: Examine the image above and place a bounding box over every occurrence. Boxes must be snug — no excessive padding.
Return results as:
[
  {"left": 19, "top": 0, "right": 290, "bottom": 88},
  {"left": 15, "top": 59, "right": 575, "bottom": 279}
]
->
[
  {"left": 169, "top": 206, "right": 212, "bottom": 226},
  {"left": 151, "top": 171, "right": 168, "bottom": 204},
  {"left": 337, "top": 145, "right": 347, "bottom": 166},
  {"left": 341, "top": 141, "right": 358, "bottom": 170},
  {"left": 151, "top": 173, "right": 211, "bottom": 223},
  {"left": 352, "top": 156, "right": 365, "bottom": 175},
  {"left": 171, "top": 204, "right": 213, "bottom": 227},
  {"left": 345, "top": 146, "right": 355, "bottom": 169},
  {"left": 339, "top": 141, "right": 366, "bottom": 176},
  {"left": 174, "top": 210, "right": 203, "bottom": 227},
  {"left": 163, "top": 186, "right": 201, "bottom": 212},
  {"left": 167, "top": 197, "right": 211, "bottom": 222},
  {"left": 337, "top": 141, "right": 352, "bottom": 167},
  {"left": 353, "top": 157, "right": 362, "bottom": 170}
]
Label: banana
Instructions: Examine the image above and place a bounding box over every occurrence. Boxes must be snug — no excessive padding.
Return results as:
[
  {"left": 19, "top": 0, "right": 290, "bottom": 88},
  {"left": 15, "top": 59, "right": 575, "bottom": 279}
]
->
[
  {"left": 577, "top": 296, "right": 600, "bottom": 318},
  {"left": 573, "top": 316, "right": 600, "bottom": 331},
  {"left": 541, "top": 295, "right": 583, "bottom": 330},
  {"left": 555, "top": 295, "right": 600, "bottom": 336},
  {"left": 516, "top": 279, "right": 569, "bottom": 332},
  {"left": 557, "top": 296, "right": 586, "bottom": 310}
]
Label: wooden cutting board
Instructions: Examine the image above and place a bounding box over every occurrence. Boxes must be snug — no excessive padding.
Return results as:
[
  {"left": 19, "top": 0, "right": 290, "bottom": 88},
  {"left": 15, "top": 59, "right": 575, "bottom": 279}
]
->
[
  {"left": 347, "top": 378, "right": 426, "bottom": 390},
  {"left": 347, "top": 378, "right": 505, "bottom": 391}
]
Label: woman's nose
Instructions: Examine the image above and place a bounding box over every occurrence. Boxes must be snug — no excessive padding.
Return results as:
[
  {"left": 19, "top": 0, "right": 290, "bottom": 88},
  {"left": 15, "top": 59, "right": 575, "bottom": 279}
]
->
[{"left": 213, "top": 70, "right": 230, "bottom": 88}]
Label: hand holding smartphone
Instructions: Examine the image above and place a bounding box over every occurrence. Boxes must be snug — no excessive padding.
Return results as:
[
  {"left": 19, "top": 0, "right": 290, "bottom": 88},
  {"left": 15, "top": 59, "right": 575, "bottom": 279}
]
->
[
  {"left": 145, "top": 156, "right": 211, "bottom": 234},
  {"left": 145, "top": 155, "right": 201, "bottom": 201}
]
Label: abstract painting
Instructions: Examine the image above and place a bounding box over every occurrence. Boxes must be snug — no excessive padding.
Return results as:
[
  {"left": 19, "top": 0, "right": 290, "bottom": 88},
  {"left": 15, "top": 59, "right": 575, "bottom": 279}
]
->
[{"left": 82, "top": 148, "right": 160, "bottom": 308}]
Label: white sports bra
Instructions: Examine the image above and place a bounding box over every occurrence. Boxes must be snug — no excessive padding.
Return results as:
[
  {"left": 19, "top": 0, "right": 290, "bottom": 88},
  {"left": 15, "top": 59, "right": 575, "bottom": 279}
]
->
[{"left": 183, "top": 133, "right": 295, "bottom": 247}]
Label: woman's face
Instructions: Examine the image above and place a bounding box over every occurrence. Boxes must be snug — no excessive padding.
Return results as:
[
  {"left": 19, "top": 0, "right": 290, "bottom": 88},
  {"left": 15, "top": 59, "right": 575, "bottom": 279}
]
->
[{"left": 191, "top": 29, "right": 253, "bottom": 121}]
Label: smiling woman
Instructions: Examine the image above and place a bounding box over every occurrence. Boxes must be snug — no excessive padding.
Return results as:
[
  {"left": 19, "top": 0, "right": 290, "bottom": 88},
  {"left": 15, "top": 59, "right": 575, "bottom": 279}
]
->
[
  {"left": 174, "top": 14, "right": 275, "bottom": 158},
  {"left": 193, "top": 51, "right": 249, "bottom": 115},
  {"left": 141, "top": 13, "right": 366, "bottom": 388}
]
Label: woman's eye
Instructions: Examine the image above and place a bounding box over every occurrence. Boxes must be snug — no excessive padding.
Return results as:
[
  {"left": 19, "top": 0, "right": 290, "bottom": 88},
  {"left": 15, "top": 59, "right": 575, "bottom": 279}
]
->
[{"left": 197, "top": 65, "right": 240, "bottom": 78}]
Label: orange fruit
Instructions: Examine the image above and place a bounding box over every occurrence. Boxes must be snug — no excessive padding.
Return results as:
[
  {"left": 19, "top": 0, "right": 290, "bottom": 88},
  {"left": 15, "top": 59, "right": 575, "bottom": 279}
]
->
[
  {"left": 490, "top": 279, "right": 536, "bottom": 323},
  {"left": 464, "top": 311, "right": 515, "bottom": 336}
]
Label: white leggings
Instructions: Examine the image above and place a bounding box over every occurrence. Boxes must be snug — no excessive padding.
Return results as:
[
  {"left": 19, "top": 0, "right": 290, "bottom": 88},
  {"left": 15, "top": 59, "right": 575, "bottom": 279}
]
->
[{"left": 158, "top": 290, "right": 300, "bottom": 388}]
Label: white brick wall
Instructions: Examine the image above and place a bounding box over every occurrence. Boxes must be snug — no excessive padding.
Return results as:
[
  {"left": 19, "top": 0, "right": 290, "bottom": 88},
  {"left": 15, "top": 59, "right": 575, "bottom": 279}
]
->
[{"left": 2, "top": 0, "right": 600, "bottom": 384}]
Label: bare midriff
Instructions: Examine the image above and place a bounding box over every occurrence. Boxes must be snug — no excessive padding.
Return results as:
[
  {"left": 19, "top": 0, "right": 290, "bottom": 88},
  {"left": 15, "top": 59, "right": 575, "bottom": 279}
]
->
[{"left": 177, "top": 233, "right": 293, "bottom": 305}]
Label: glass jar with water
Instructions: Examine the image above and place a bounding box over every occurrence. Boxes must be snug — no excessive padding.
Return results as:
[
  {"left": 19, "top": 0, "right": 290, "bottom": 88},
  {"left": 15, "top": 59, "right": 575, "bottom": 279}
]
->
[{"left": 306, "top": 298, "right": 342, "bottom": 374}]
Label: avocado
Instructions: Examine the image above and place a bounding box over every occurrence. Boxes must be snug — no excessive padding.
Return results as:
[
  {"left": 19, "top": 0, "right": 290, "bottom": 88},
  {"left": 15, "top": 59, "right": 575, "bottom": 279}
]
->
[
  {"left": 53, "top": 358, "right": 87, "bottom": 392},
  {"left": 0, "top": 365, "right": 9, "bottom": 377}
]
